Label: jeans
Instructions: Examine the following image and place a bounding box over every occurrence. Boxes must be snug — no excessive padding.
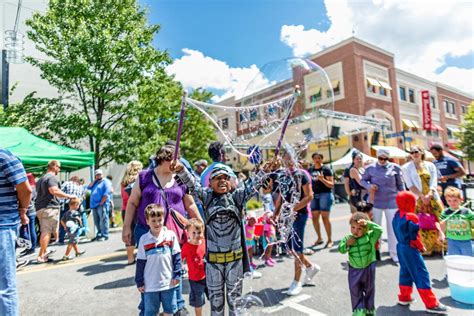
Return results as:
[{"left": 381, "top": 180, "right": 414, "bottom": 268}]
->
[
  {"left": 372, "top": 207, "right": 398, "bottom": 261},
  {"left": 19, "top": 214, "right": 37, "bottom": 250},
  {"left": 144, "top": 287, "right": 178, "bottom": 315},
  {"left": 58, "top": 204, "right": 69, "bottom": 243},
  {"left": 0, "top": 226, "right": 19, "bottom": 316},
  {"left": 92, "top": 203, "right": 110, "bottom": 238},
  {"left": 447, "top": 239, "right": 473, "bottom": 256}
]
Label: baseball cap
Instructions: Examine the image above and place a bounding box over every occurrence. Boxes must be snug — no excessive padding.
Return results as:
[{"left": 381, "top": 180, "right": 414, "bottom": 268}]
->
[
  {"left": 94, "top": 169, "right": 103, "bottom": 176},
  {"left": 210, "top": 166, "right": 230, "bottom": 179},
  {"left": 376, "top": 148, "right": 390, "bottom": 158}
]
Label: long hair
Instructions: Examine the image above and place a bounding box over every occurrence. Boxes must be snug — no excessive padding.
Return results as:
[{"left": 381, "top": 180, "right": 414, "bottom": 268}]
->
[{"left": 121, "top": 160, "right": 144, "bottom": 186}]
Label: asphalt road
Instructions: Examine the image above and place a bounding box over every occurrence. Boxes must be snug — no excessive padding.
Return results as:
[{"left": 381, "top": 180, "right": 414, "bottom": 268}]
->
[{"left": 17, "top": 203, "right": 474, "bottom": 315}]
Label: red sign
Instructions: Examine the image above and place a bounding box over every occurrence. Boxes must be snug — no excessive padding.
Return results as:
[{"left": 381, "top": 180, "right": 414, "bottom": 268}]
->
[{"left": 421, "top": 90, "right": 432, "bottom": 130}]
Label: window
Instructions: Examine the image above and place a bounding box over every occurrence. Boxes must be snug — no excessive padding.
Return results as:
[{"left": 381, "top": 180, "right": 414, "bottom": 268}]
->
[
  {"left": 239, "top": 113, "right": 248, "bottom": 123},
  {"left": 444, "top": 100, "right": 456, "bottom": 115},
  {"left": 461, "top": 104, "right": 466, "bottom": 114},
  {"left": 430, "top": 96, "right": 436, "bottom": 109},
  {"left": 221, "top": 118, "right": 229, "bottom": 130},
  {"left": 426, "top": 129, "right": 439, "bottom": 137},
  {"left": 408, "top": 89, "right": 415, "bottom": 103},
  {"left": 309, "top": 90, "right": 322, "bottom": 102},
  {"left": 444, "top": 100, "right": 449, "bottom": 113},
  {"left": 451, "top": 102, "right": 456, "bottom": 115},
  {"left": 399, "top": 86, "right": 407, "bottom": 101},
  {"left": 250, "top": 109, "right": 258, "bottom": 121}
]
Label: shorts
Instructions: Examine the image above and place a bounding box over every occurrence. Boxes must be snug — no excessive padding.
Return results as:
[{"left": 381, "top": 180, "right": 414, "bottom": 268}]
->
[
  {"left": 189, "top": 279, "right": 208, "bottom": 307},
  {"left": 310, "top": 192, "right": 334, "bottom": 211},
  {"left": 144, "top": 287, "right": 177, "bottom": 315},
  {"left": 246, "top": 239, "right": 255, "bottom": 250},
  {"left": 287, "top": 211, "right": 308, "bottom": 254},
  {"left": 37, "top": 208, "right": 60, "bottom": 234}
]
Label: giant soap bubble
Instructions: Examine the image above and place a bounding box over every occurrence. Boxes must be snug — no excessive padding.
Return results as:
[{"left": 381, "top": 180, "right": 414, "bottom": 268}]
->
[{"left": 185, "top": 57, "right": 335, "bottom": 160}]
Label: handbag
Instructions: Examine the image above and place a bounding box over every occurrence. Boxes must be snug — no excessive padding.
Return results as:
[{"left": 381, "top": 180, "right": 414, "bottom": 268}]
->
[
  {"left": 418, "top": 212, "right": 437, "bottom": 230},
  {"left": 152, "top": 171, "right": 189, "bottom": 244}
]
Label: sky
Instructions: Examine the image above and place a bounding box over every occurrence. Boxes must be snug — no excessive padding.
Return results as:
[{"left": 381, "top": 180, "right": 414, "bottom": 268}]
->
[{"left": 140, "top": 0, "right": 474, "bottom": 100}]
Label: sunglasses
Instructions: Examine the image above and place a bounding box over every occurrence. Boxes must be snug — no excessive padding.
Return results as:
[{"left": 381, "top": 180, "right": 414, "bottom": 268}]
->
[
  {"left": 378, "top": 157, "right": 389, "bottom": 161},
  {"left": 410, "top": 151, "right": 420, "bottom": 154}
]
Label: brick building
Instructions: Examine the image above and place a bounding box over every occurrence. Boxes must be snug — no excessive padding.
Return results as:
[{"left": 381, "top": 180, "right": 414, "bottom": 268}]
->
[{"left": 217, "top": 37, "right": 473, "bottom": 172}]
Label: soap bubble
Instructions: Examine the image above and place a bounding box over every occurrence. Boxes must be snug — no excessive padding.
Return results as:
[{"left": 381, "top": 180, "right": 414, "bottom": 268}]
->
[
  {"left": 185, "top": 57, "right": 334, "bottom": 160},
  {"left": 234, "top": 294, "right": 264, "bottom": 316}
]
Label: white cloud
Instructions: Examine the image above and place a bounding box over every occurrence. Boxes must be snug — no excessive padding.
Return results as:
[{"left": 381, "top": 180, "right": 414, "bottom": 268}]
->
[
  {"left": 166, "top": 49, "right": 270, "bottom": 102},
  {"left": 280, "top": 0, "right": 474, "bottom": 94}
]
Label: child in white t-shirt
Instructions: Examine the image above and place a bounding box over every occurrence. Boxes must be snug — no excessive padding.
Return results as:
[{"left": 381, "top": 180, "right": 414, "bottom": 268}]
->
[{"left": 135, "top": 204, "right": 182, "bottom": 316}]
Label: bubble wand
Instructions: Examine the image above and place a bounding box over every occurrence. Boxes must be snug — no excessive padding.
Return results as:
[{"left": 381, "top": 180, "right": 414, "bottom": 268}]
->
[
  {"left": 273, "top": 86, "right": 300, "bottom": 158},
  {"left": 174, "top": 91, "right": 187, "bottom": 161}
]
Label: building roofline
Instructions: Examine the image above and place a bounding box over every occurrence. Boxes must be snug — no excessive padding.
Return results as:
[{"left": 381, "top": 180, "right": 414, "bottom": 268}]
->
[
  {"left": 307, "top": 36, "right": 394, "bottom": 60},
  {"left": 435, "top": 82, "right": 474, "bottom": 99},
  {"left": 395, "top": 68, "right": 437, "bottom": 87}
]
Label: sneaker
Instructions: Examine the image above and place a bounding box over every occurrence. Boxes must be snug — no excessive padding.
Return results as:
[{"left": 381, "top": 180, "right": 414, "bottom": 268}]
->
[
  {"left": 251, "top": 270, "right": 262, "bottom": 279},
  {"left": 97, "top": 237, "right": 106, "bottom": 242},
  {"left": 265, "top": 259, "right": 275, "bottom": 267},
  {"left": 16, "top": 260, "right": 29, "bottom": 269},
  {"left": 20, "top": 248, "right": 35, "bottom": 257},
  {"left": 76, "top": 250, "right": 86, "bottom": 257},
  {"left": 174, "top": 307, "right": 190, "bottom": 316},
  {"left": 303, "top": 263, "right": 321, "bottom": 285},
  {"left": 62, "top": 256, "right": 72, "bottom": 261},
  {"left": 426, "top": 304, "right": 448, "bottom": 314},
  {"left": 268, "top": 257, "right": 276, "bottom": 264},
  {"left": 398, "top": 298, "right": 415, "bottom": 306},
  {"left": 287, "top": 281, "right": 302, "bottom": 296}
]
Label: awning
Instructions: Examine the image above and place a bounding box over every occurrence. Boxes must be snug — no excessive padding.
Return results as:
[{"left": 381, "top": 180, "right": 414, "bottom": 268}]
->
[
  {"left": 411, "top": 120, "right": 420, "bottom": 129},
  {"left": 402, "top": 119, "right": 416, "bottom": 129},
  {"left": 429, "top": 123, "right": 444, "bottom": 132},
  {"left": 447, "top": 126, "right": 461, "bottom": 133},
  {"left": 331, "top": 80, "right": 340, "bottom": 89},
  {"left": 379, "top": 80, "right": 392, "bottom": 90},
  {"left": 372, "top": 145, "right": 409, "bottom": 158},
  {"left": 366, "top": 77, "right": 381, "bottom": 87},
  {"left": 449, "top": 149, "right": 465, "bottom": 158}
]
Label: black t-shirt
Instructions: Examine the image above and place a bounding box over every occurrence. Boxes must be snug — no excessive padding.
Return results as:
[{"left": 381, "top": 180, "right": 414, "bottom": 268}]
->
[
  {"left": 308, "top": 165, "right": 333, "bottom": 194},
  {"left": 35, "top": 173, "right": 60, "bottom": 210},
  {"left": 276, "top": 169, "right": 310, "bottom": 213}
]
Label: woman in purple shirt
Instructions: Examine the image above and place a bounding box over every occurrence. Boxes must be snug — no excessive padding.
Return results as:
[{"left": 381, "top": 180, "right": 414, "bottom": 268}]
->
[
  {"left": 361, "top": 148, "right": 404, "bottom": 263},
  {"left": 122, "top": 144, "right": 200, "bottom": 315}
]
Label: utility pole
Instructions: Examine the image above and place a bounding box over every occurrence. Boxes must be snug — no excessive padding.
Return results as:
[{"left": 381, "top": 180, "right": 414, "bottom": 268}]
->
[{"left": 1, "top": 50, "right": 9, "bottom": 110}]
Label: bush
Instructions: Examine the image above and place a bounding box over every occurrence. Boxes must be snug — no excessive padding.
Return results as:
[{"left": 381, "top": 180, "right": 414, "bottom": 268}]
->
[{"left": 246, "top": 199, "right": 263, "bottom": 210}]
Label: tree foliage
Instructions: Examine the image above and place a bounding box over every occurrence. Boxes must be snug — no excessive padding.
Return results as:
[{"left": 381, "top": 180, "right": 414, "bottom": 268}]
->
[
  {"left": 459, "top": 101, "right": 474, "bottom": 161},
  {"left": 1, "top": 0, "right": 215, "bottom": 167}
]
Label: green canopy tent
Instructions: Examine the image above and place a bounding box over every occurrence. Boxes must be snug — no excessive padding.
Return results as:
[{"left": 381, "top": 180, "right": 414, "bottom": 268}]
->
[{"left": 0, "top": 127, "right": 95, "bottom": 172}]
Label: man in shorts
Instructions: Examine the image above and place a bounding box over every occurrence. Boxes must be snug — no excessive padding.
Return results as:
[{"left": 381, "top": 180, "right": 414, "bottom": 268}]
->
[{"left": 35, "top": 160, "right": 75, "bottom": 263}]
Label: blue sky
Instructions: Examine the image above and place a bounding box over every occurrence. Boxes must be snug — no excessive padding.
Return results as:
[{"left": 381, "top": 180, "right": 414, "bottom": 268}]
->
[
  {"left": 139, "top": 0, "right": 474, "bottom": 97},
  {"left": 140, "top": 0, "right": 329, "bottom": 68}
]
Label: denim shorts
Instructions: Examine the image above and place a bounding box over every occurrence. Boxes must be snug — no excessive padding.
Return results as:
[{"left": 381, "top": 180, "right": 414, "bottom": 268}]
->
[
  {"left": 287, "top": 211, "right": 308, "bottom": 254},
  {"left": 310, "top": 192, "right": 334, "bottom": 211},
  {"left": 134, "top": 223, "right": 149, "bottom": 248},
  {"left": 144, "top": 287, "right": 177, "bottom": 315},
  {"left": 189, "top": 279, "right": 207, "bottom": 307}
]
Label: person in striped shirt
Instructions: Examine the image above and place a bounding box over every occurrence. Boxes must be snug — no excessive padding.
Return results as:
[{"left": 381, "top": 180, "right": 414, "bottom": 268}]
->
[{"left": 0, "top": 148, "right": 32, "bottom": 315}]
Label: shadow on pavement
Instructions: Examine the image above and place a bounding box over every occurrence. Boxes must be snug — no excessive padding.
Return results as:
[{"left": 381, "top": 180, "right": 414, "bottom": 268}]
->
[
  {"left": 78, "top": 262, "right": 127, "bottom": 276},
  {"left": 94, "top": 276, "right": 135, "bottom": 290},
  {"left": 439, "top": 296, "right": 474, "bottom": 310},
  {"left": 377, "top": 305, "right": 427, "bottom": 315},
  {"left": 100, "top": 254, "right": 128, "bottom": 263},
  {"left": 431, "top": 277, "right": 448, "bottom": 289},
  {"left": 250, "top": 287, "right": 290, "bottom": 307}
]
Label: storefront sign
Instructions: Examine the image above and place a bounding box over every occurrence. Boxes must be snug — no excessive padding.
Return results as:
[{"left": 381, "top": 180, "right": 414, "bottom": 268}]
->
[{"left": 421, "top": 90, "right": 432, "bottom": 130}]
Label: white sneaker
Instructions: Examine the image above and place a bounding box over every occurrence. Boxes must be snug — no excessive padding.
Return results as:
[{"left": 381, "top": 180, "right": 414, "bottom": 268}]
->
[
  {"left": 287, "top": 281, "right": 302, "bottom": 296},
  {"left": 251, "top": 270, "right": 262, "bottom": 279},
  {"left": 304, "top": 263, "right": 321, "bottom": 285}
]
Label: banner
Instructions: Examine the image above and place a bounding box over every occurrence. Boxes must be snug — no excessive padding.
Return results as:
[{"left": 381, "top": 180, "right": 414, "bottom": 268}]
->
[{"left": 421, "top": 90, "right": 432, "bottom": 130}]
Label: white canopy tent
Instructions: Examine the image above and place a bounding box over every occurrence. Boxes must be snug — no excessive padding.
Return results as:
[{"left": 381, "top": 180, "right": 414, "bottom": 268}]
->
[{"left": 331, "top": 148, "right": 376, "bottom": 171}]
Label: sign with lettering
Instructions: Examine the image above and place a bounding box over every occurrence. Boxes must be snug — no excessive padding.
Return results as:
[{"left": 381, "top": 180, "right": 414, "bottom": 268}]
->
[{"left": 421, "top": 90, "right": 432, "bottom": 130}]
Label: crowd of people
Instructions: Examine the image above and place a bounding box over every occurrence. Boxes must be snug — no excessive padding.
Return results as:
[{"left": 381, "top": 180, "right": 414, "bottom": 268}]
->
[{"left": 1, "top": 139, "right": 473, "bottom": 316}]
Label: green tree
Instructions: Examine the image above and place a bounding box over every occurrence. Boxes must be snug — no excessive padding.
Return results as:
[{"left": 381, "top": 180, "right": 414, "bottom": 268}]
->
[
  {"left": 2, "top": 0, "right": 214, "bottom": 167},
  {"left": 459, "top": 101, "right": 474, "bottom": 161}
]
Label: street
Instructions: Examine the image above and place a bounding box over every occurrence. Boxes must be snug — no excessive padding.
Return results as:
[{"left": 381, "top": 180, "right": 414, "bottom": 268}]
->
[{"left": 17, "top": 203, "right": 473, "bottom": 315}]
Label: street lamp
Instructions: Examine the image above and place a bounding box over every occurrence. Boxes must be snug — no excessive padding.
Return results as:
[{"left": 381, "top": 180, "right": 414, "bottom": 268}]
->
[{"left": 1, "top": 0, "right": 24, "bottom": 110}]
